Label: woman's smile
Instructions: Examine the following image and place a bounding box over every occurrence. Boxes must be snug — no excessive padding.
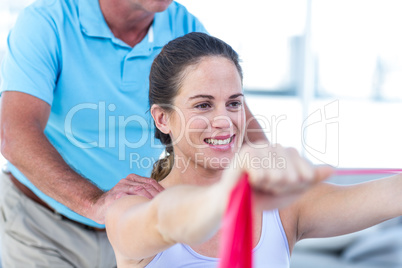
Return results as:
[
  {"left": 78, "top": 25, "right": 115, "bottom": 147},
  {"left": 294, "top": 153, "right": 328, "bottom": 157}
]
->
[{"left": 204, "top": 134, "right": 236, "bottom": 151}]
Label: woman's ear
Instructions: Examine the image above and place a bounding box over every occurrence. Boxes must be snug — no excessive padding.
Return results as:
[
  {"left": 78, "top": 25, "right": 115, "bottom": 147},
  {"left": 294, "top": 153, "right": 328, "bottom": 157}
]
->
[{"left": 151, "top": 104, "right": 170, "bottom": 134}]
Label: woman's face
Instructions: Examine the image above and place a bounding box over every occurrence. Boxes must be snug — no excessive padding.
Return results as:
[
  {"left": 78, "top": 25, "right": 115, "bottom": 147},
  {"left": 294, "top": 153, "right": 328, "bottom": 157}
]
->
[{"left": 168, "top": 56, "right": 245, "bottom": 170}]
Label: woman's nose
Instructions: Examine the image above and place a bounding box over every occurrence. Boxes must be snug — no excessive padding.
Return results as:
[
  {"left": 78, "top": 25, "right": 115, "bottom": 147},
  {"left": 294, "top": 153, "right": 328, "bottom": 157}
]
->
[{"left": 211, "top": 114, "right": 233, "bottom": 129}]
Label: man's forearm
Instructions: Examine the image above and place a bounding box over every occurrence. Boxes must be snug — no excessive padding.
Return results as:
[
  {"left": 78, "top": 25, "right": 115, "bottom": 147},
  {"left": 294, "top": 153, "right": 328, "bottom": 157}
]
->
[{"left": 2, "top": 128, "right": 103, "bottom": 218}]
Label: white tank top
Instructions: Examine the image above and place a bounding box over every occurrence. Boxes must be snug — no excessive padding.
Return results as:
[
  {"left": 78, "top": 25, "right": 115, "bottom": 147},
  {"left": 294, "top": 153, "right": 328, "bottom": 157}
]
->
[{"left": 145, "top": 209, "right": 290, "bottom": 267}]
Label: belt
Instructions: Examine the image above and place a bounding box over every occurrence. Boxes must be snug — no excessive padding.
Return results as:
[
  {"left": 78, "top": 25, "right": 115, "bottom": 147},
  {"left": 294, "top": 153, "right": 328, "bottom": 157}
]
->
[{"left": 8, "top": 173, "right": 105, "bottom": 232}]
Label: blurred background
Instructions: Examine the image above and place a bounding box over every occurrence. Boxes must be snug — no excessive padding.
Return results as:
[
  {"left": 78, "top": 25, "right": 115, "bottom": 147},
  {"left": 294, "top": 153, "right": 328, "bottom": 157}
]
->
[
  {"left": 1, "top": 0, "right": 402, "bottom": 267},
  {"left": 1, "top": 0, "right": 402, "bottom": 168},
  {"left": 176, "top": 0, "right": 402, "bottom": 170}
]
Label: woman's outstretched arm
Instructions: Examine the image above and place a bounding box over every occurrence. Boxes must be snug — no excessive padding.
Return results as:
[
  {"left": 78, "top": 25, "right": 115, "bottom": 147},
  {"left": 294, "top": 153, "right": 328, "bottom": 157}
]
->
[
  {"left": 106, "top": 182, "right": 228, "bottom": 262},
  {"left": 296, "top": 173, "right": 402, "bottom": 241},
  {"left": 106, "top": 144, "right": 331, "bottom": 263}
]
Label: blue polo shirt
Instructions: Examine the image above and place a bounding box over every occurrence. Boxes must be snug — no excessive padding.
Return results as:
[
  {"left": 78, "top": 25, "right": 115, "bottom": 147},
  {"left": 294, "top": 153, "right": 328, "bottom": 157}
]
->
[{"left": 0, "top": 0, "right": 206, "bottom": 227}]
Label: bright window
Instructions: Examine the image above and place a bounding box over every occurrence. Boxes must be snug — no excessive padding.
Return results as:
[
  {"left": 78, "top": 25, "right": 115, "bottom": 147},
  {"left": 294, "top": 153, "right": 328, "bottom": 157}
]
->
[
  {"left": 177, "top": 0, "right": 307, "bottom": 93},
  {"left": 177, "top": 0, "right": 402, "bottom": 169},
  {"left": 312, "top": 0, "right": 402, "bottom": 100}
]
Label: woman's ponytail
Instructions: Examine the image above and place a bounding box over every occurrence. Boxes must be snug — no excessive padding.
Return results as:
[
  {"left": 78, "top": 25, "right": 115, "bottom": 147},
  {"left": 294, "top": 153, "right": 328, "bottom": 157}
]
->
[{"left": 151, "top": 146, "right": 174, "bottom": 182}]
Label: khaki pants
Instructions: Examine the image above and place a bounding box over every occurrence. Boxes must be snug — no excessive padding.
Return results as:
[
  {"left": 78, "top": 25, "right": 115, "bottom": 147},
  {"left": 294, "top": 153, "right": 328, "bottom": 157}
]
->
[{"left": 0, "top": 171, "right": 117, "bottom": 268}]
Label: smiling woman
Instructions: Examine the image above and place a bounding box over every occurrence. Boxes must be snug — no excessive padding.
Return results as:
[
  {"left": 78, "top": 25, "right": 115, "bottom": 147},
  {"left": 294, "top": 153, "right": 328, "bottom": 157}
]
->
[
  {"left": 152, "top": 57, "right": 245, "bottom": 175},
  {"left": 105, "top": 32, "right": 402, "bottom": 268},
  {"left": 105, "top": 32, "right": 331, "bottom": 268},
  {"left": 148, "top": 33, "right": 245, "bottom": 182}
]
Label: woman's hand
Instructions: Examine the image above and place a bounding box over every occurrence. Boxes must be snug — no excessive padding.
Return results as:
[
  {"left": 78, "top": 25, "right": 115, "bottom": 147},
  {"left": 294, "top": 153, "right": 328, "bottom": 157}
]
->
[{"left": 221, "top": 142, "right": 333, "bottom": 210}]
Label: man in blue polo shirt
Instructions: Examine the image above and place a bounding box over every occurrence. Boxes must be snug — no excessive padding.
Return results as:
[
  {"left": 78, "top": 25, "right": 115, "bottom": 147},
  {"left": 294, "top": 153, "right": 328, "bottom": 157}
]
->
[
  {"left": 0, "top": 0, "right": 207, "bottom": 266},
  {"left": 0, "top": 0, "right": 266, "bottom": 266}
]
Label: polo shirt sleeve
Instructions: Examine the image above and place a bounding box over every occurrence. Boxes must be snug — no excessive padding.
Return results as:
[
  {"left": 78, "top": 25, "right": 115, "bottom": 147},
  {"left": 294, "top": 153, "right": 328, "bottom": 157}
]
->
[
  {"left": 191, "top": 14, "right": 208, "bottom": 34},
  {"left": 172, "top": 2, "right": 208, "bottom": 35},
  {"left": 0, "top": 7, "right": 60, "bottom": 106}
]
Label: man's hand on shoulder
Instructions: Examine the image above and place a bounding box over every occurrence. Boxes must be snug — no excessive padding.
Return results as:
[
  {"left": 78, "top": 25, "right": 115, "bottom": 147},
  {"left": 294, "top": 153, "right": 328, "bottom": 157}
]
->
[{"left": 89, "top": 174, "right": 165, "bottom": 224}]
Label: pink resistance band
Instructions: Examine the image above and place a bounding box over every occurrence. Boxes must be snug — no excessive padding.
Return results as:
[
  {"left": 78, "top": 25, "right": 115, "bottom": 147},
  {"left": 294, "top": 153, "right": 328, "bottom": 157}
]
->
[
  {"left": 218, "top": 168, "right": 402, "bottom": 267},
  {"left": 334, "top": 169, "right": 402, "bottom": 176},
  {"left": 219, "top": 173, "right": 253, "bottom": 268}
]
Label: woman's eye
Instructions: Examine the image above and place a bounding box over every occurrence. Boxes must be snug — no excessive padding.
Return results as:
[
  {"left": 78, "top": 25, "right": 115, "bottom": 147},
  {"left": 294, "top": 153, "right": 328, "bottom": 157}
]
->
[
  {"left": 195, "top": 103, "right": 211, "bottom": 109},
  {"left": 228, "top": 101, "right": 242, "bottom": 108}
]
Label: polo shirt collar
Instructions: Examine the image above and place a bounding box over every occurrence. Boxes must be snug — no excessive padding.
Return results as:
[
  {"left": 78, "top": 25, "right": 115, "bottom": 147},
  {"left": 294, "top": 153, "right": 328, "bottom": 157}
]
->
[
  {"left": 78, "top": 0, "right": 174, "bottom": 48},
  {"left": 151, "top": 8, "right": 173, "bottom": 47},
  {"left": 78, "top": 0, "right": 113, "bottom": 39}
]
